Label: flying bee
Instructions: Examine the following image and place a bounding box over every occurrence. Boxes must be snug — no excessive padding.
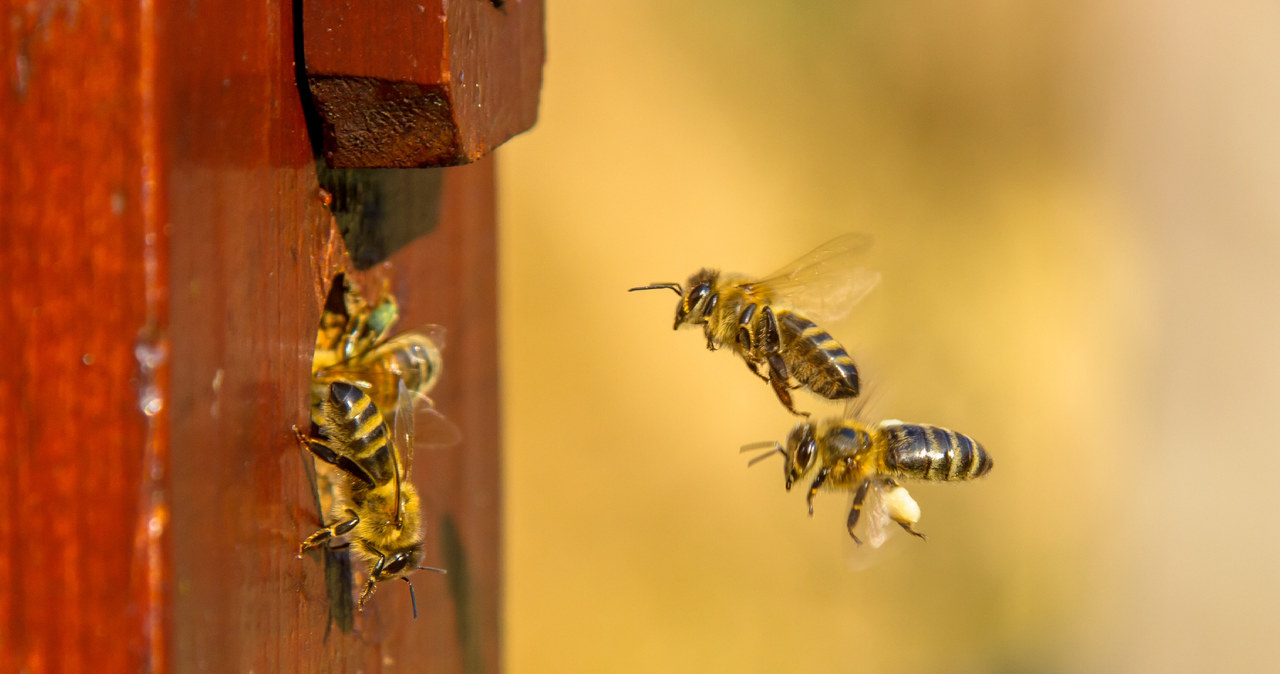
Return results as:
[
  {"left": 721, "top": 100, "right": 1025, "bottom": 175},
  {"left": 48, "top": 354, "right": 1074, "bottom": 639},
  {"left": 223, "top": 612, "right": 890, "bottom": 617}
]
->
[
  {"left": 297, "top": 380, "right": 446, "bottom": 617},
  {"left": 743, "top": 414, "right": 992, "bottom": 546},
  {"left": 630, "top": 234, "right": 881, "bottom": 415}
]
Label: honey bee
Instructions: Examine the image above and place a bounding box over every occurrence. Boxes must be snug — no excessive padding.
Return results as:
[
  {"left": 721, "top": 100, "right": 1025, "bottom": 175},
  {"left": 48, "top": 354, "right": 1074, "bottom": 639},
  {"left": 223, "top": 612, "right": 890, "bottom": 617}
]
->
[
  {"left": 630, "top": 234, "right": 880, "bottom": 415},
  {"left": 744, "top": 414, "right": 992, "bottom": 545},
  {"left": 310, "top": 274, "right": 445, "bottom": 423},
  {"left": 312, "top": 273, "right": 400, "bottom": 372},
  {"left": 297, "top": 380, "right": 445, "bottom": 617},
  {"left": 312, "top": 330, "right": 445, "bottom": 422}
]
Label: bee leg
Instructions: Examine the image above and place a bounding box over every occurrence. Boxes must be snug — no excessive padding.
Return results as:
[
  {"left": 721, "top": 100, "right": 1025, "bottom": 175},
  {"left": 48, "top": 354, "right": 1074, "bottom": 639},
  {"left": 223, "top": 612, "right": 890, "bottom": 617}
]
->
[
  {"left": 358, "top": 578, "right": 377, "bottom": 611},
  {"left": 768, "top": 368, "right": 805, "bottom": 416},
  {"left": 743, "top": 358, "right": 771, "bottom": 383},
  {"left": 301, "top": 509, "right": 360, "bottom": 555},
  {"left": 755, "top": 307, "right": 808, "bottom": 416},
  {"left": 703, "top": 323, "right": 718, "bottom": 351},
  {"left": 358, "top": 552, "right": 387, "bottom": 610},
  {"left": 806, "top": 468, "right": 830, "bottom": 516},
  {"left": 296, "top": 428, "right": 377, "bottom": 487},
  {"left": 735, "top": 303, "right": 758, "bottom": 352},
  {"left": 897, "top": 521, "right": 927, "bottom": 541},
  {"left": 292, "top": 426, "right": 312, "bottom": 451},
  {"left": 846, "top": 479, "right": 872, "bottom": 545}
]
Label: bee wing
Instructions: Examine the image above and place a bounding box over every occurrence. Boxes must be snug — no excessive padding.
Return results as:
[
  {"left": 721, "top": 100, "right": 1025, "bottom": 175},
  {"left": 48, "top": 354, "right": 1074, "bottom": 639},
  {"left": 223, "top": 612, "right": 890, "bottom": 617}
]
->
[
  {"left": 850, "top": 479, "right": 894, "bottom": 549},
  {"left": 397, "top": 388, "right": 463, "bottom": 483},
  {"left": 414, "top": 405, "right": 462, "bottom": 454},
  {"left": 395, "top": 379, "right": 415, "bottom": 464},
  {"left": 390, "top": 324, "right": 458, "bottom": 456},
  {"left": 840, "top": 395, "right": 873, "bottom": 423},
  {"left": 750, "top": 233, "right": 881, "bottom": 323},
  {"left": 841, "top": 482, "right": 909, "bottom": 571},
  {"left": 391, "top": 379, "right": 414, "bottom": 526},
  {"left": 412, "top": 323, "right": 447, "bottom": 352}
]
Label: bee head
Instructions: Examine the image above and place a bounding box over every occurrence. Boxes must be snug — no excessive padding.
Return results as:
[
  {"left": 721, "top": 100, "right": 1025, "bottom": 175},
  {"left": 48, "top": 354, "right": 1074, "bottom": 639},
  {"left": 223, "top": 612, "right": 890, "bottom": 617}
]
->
[
  {"left": 783, "top": 422, "right": 819, "bottom": 490},
  {"left": 673, "top": 269, "right": 719, "bottom": 328},
  {"left": 362, "top": 545, "right": 447, "bottom": 620},
  {"left": 372, "top": 546, "right": 422, "bottom": 582}
]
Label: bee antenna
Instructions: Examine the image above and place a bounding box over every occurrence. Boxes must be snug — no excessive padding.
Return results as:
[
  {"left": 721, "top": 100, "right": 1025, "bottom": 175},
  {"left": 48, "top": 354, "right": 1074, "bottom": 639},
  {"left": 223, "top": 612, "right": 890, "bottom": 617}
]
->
[
  {"left": 401, "top": 577, "right": 418, "bottom": 620},
  {"left": 741, "top": 441, "right": 785, "bottom": 467},
  {"left": 628, "top": 283, "right": 683, "bottom": 296},
  {"left": 417, "top": 565, "right": 447, "bottom": 574}
]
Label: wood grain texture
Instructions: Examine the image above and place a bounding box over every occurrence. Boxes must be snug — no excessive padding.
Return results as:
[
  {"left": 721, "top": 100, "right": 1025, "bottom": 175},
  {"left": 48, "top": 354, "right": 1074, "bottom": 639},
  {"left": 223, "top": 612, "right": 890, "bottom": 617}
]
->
[
  {"left": 2, "top": 1, "right": 165, "bottom": 672},
  {"left": 2, "top": 0, "right": 504, "bottom": 670},
  {"left": 302, "top": 0, "right": 544, "bottom": 167}
]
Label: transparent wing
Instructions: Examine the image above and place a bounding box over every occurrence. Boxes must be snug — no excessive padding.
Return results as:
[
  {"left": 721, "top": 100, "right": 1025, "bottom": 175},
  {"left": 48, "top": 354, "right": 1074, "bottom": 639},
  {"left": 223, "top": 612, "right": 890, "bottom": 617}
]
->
[
  {"left": 854, "top": 480, "right": 894, "bottom": 550},
  {"left": 414, "top": 323, "right": 447, "bottom": 352},
  {"left": 395, "top": 379, "right": 415, "bottom": 468},
  {"left": 415, "top": 405, "right": 462, "bottom": 454},
  {"left": 840, "top": 394, "right": 874, "bottom": 424},
  {"left": 391, "top": 379, "right": 414, "bottom": 527},
  {"left": 399, "top": 385, "right": 463, "bottom": 481},
  {"left": 748, "top": 233, "right": 881, "bottom": 323}
]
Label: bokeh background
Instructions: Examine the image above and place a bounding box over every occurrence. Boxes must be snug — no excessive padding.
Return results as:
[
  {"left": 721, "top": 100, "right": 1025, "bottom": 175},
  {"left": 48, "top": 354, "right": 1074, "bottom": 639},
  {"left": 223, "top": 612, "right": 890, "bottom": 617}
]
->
[{"left": 497, "top": 3, "right": 1280, "bottom": 672}]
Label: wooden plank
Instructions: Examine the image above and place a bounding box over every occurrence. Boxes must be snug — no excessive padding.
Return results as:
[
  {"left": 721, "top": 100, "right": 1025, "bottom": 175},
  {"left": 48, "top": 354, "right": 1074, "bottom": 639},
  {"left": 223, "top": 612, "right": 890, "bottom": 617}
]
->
[
  {"left": 2, "top": 0, "right": 504, "bottom": 670},
  {"left": 302, "top": 0, "right": 545, "bottom": 167},
  {"left": 161, "top": 0, "right": 503, "bottom": 665},
  {"left": 1, "top": 1, "right": 164, "bottom": 672}
]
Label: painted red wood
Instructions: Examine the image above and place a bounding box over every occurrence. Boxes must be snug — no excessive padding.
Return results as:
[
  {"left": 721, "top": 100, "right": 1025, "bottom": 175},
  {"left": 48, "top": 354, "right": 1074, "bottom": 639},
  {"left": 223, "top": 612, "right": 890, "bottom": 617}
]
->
[
  {"left": 302, "top": 0, "right": 545, "bottom": 167},
  {"left": 2, "top": 1, "right": 165, "bottom": 672},
  {"left": 2, "top": 0, "right": 510, "bottom": 671}
]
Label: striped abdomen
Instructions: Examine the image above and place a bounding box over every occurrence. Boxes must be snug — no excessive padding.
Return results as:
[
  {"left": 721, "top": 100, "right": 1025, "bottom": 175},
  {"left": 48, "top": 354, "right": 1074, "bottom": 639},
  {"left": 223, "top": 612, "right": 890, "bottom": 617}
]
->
[
  {"left": 363, "top": 332, "right": 442, "bottom": 398},
  {"left": 775, "top": 310, "right": 860, "bottom": 399},
  {"left": 320, "top": 381, "right": 399, "bottom": 487},
  {"left": 883, "top": 423, "right": 992, "bottom": 481}
]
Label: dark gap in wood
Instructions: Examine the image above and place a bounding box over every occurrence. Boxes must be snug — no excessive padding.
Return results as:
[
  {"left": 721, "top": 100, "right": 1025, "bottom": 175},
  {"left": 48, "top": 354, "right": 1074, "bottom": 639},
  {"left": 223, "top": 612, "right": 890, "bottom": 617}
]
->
[
  {"left": 291, "top": 0, "right": 326, "bottom": 158},
  {"left": 315, "top": 163, "right": 445, "bottom": 270}
]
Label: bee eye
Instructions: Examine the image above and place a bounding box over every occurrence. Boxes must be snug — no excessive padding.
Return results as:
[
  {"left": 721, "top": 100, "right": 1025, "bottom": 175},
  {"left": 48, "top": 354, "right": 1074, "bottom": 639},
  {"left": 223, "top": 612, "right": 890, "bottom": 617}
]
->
[
  {"left": 796, "top": 440, "right": 814, "bottom": 471},
  {"left": 383, "top": 553, "right": 411, "bottom": 576},
  {"left": 686, "top": 284, "right": 709, "bottom": 310}
]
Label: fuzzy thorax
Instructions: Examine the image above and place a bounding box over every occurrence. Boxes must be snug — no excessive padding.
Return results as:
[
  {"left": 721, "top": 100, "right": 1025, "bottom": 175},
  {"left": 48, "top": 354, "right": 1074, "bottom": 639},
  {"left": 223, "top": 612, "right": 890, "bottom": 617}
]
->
[{"left": 333, "top": 480, "right": 424, "bottom": 565}]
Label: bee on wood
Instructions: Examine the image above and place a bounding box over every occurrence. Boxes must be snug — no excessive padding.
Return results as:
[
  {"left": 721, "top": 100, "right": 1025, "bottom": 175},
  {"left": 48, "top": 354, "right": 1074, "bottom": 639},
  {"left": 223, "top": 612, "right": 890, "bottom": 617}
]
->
[
  {"left": 310, "top": 274, "right": 445, "bottom": 427},
  {"left": 630, "top": 234, "right": 880, "bottom": 415},
  {"left": 298, "top": 381, "right": 445, "bottom": 617},
  {"left": 744, "top": 411, "right": 992, "bottom": 546},
  {"left": 299, "top": 274, "right": 458, "bottom": 618}
]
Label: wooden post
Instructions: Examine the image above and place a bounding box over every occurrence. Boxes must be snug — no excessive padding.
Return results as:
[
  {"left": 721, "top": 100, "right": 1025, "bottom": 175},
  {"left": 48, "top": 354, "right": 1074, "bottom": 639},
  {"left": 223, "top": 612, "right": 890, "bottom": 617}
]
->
[{"left": 1, "top": 1, "right": 539, "bottom": 671}]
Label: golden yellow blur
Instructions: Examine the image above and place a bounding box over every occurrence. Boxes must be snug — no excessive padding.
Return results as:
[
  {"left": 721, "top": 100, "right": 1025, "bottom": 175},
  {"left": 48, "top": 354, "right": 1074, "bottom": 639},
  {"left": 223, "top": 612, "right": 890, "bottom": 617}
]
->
[{"left": 499, "top": 3, "right": 1280, "bottom": 672}]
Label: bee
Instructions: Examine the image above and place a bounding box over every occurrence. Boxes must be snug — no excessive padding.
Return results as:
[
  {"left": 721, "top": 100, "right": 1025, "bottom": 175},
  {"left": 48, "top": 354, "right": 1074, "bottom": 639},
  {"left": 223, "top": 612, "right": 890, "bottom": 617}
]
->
[
  {"left": 297, "top": 380, "right": 445, "bottom": 617},
  {"left": 312, "top": 273, "right": 400, "bottom": 372},
  {"left": 630, "top": 234, "right": 880, "bottom": 415},
  {"left": 310, "top": 274, "right": 445, "bottom": 424},
  {"left": 744, "top": 414, "right": 992, "bottom": 545},
  {"left": 312, "top": 329, "right": 445, "bottom": 423}
]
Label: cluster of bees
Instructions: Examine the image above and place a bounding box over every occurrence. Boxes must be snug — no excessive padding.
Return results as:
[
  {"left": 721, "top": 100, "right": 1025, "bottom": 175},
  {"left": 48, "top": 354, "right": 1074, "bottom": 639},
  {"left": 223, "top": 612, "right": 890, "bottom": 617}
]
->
[
  {"left": 297, "top": 275, "right": 454, "bottom": 618},
  {"left": 296, "top": 235, "right": 992, "bottom": 619},
  {"left": 631, "top": 234, "right": 992, "bottom": 547}
]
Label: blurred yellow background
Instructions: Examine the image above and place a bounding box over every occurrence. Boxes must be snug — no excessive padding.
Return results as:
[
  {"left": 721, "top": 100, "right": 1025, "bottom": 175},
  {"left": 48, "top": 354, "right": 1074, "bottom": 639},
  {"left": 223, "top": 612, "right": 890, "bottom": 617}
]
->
[{"left": 498, "top": 2, "right": 1280, "bottom": 672}]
